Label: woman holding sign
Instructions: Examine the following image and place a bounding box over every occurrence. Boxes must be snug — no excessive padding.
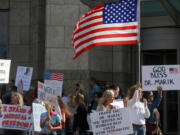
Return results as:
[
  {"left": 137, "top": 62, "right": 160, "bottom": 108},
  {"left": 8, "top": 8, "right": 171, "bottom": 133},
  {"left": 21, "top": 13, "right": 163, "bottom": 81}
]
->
[
  {"left": 127, "top": 83, "right": 150, "bottom": 135},
  {"left": 5, "top": 92, "right": 25, "bottom": 135},
  {"left": 40, "top": 104, "right": 61, "bottom": 135},
  {"left": 96, "top": 90, "right": 114, "bottom": 111}
]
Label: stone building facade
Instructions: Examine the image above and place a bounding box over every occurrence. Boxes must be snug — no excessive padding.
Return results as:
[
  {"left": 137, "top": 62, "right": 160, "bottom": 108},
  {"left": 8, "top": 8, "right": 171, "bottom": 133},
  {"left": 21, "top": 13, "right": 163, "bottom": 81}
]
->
[
  {"left": 0, "top": 0, "right": 133, "bottom": 95},
  {"left": 1, "top": 0, "right": 180, "bottom": 134}
]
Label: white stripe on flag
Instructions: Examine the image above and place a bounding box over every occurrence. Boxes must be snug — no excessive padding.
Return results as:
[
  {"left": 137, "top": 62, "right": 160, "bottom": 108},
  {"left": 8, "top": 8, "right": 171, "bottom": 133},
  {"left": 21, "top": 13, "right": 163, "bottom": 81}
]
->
[
  {"left": 74, "top": 29, "right": 138, "bottom": 46},
  {"left": 74, "top": 22, "right": 138, "bottom": 38},
  {"left": 75, "top": 36, "right": 138, "bottom": 53}
]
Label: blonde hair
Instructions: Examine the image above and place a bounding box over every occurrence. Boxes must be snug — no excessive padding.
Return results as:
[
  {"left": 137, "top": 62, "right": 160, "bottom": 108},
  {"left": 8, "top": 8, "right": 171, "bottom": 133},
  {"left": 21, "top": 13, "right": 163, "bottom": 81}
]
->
[
  {"left": 75, "top": 93, "right": 85, "bottom": 107},
  {"left": 127, "top": 85, "right": 141, "bottom": 100},
  {"left": 58, "top": 96, "right": 72, "bottom": 118},
  {"left": 98, "top": 90, "right": 114, "bottom": 106},
  {"left": 12, "top": 92, "right": 24, "bottom": 106},
  {"left": 68, "top": 94, "right": 76, "bottom": 108}
]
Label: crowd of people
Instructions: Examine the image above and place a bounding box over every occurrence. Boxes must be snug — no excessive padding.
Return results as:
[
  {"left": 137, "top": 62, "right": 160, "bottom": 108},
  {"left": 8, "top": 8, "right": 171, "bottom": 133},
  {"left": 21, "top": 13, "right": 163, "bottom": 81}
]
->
[{"left": 0, "top": 77, "right": 163, "bottom": 135}]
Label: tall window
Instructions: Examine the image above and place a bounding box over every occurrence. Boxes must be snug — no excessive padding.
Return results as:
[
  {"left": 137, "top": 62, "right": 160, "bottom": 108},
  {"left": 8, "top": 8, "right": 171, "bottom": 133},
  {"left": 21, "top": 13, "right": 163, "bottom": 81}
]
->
[{"left": 0, "top": 11, "right": 8, "bottom": 59}]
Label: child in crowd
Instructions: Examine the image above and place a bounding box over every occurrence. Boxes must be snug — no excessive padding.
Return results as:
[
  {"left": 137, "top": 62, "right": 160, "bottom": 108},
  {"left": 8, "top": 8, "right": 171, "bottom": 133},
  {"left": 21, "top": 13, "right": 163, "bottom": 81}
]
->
[{"left": 40, "top": 104, "right": 61, "bottom": 135}]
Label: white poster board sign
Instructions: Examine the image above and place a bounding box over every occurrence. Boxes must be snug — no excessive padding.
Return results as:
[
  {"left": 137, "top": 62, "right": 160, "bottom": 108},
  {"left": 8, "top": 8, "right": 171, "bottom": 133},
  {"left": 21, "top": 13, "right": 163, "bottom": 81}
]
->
[
  {"left": 37, "top": 81, "right": 58, "bottom": 106},
  {"left": 32, "top": 103, "right": 46, "bottom": 132},
  {"left": 111, "top": 99, "right": 124, "bottom": 109},
  {"left": 142, "top": 65, "right": 180, "bottom": 91},
  {"left": 0, "top": 59, "right": 11, "bottom": 84},
  {"left": 90, "top": 108, "right": 133, "bottom": 135},
  {"left": 0, "top": 104, "right": 32, "bottom": 131},
  {"left": 15, "top": 66, "right": 33, "bottom": 92},
  {"left": 44, "top": 80, "right": 63, "bottom": 96},
  {"left": 37, "top": 81, "right": 61, "bottom": 118}
]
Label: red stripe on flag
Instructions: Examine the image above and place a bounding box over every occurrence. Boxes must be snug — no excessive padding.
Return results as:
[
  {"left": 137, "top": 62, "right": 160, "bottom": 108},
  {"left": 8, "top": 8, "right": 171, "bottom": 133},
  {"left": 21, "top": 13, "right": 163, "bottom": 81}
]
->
[
  {"left": 75, "top": 33, "right": 138, "bottom": 49},
  {"left": 50, "top": 73, "right": 64, "bottom": 81},
  {"left": 80, "top": 9, "right": 103, "bottom": 22},
  {"left": 73, "top": 40, "right": 138, "bottom": 59},
  {"left": 93, "top": 4, "right": 104, "bottom": 10},
  {"left": 80, "top": 15, "right": 103, "bottom": 26},
  {"left": 73, "top": 26, "right": 138, "bottom": 42},
  {"left": 74, "top": 21, "right": 103, "bottom": 35}
]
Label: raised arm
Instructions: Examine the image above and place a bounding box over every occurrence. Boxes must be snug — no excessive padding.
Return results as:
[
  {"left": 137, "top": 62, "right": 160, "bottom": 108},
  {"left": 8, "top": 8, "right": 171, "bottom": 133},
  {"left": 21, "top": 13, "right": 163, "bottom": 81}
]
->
[
  {"left": 152, "top": 87, "right": 163, "bottom": 108},
  {"left": 127, "top": 90, "right": 139, "bottom": 107},
  {"left": 143, "top": 98, "right": 150, "bottom": 118}
]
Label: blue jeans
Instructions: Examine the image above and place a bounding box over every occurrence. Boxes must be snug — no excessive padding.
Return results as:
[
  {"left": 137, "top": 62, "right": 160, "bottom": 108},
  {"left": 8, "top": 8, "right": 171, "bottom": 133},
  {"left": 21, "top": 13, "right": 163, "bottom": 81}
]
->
[
  {"left": 57, "top": 128, "right": 66, "bottom": 135},
  {"left": 80, "top": 131, "right": 89, "bottom": 135},
  {"left": 41, "top": 131, "right": 57, "bottom": 135},
  {"left": 133, "top": 125, "right": 146, "bottom": 135}
]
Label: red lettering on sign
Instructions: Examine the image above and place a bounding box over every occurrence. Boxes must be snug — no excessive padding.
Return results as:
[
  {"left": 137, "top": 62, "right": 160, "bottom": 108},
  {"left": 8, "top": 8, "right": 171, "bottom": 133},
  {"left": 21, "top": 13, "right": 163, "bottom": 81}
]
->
[
  {"left": 2, "top": 120, "right": 9, "bottom": 126},
  {"left": 3, "top": 113, "right": 27, "bottom": 120},
  {"left": 3, "top": 106, "right": 7, "bottom": 112},
  {"left": 22, "top": 122, "right": 29, "bottom": 128}
]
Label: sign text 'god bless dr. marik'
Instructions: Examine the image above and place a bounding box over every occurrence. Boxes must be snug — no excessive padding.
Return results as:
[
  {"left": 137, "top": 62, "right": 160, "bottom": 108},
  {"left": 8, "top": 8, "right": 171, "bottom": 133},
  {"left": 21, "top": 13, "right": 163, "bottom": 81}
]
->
[{"left": 142, "top": 65, "right": 180, "bottom": 91}]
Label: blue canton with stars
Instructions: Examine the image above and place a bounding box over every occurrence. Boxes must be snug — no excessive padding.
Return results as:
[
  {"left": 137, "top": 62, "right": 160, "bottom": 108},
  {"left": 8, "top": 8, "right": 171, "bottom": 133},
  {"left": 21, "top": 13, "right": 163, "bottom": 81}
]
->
[
  {"left": 103, "top": 0, "right": 138, "bottom": 24},
  {"left": 45, "top": 72, "right": 50, "bottom": 80}
]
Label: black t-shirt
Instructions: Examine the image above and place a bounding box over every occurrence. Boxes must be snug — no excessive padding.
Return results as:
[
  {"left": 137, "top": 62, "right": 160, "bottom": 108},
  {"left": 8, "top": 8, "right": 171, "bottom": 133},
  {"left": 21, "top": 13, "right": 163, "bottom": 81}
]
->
[{"left": 73, "top": 104, "right": 89, "bottom": 132}]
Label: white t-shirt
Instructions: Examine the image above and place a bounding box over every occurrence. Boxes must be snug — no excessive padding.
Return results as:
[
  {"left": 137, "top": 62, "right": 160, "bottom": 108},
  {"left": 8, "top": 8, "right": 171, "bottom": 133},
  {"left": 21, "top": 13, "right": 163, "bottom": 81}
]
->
[
  {"left": 111, "top": 99, "right": 124, "bottom": 109},
  {"left": 127, "top": 90, "right": 150, "bottom": 125}
]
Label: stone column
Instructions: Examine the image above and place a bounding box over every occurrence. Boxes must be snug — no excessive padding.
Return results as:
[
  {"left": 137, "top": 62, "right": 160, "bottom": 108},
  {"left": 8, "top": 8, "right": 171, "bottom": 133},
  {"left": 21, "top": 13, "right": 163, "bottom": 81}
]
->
[
  {"left": 29, "top": 0, "right": 46, "bottom": 81},
  {"left": 8, "top": 0, "right": 31, "bottom": 79},
  {"left": 45, "top": 0, "right": 90, "bottom": 94}
]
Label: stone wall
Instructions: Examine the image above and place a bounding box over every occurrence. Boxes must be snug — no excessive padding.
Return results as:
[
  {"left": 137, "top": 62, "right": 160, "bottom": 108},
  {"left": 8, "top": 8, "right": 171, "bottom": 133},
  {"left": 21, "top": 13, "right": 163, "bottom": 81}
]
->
[
  {"left": 29, "top": 0, "right": 45, "bottom": 81},
  {"left": 45, "top": 0, "right": 90, "bottom": 95},
  {"left": 8, "top": 0, "right": 31, "bottom": 79},
  {"left": 0, "top": 0, "right": 45, "bottom": 84},
  {"left": 45, "top": 0, "right": 133, "bottom": 95}
]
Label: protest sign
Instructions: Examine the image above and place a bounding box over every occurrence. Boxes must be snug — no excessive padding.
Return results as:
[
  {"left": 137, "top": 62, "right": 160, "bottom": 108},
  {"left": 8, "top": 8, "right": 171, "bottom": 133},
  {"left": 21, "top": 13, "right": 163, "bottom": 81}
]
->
[
  {"left": 111, "top": 99, "right": 124, "bottom": 109},
  {"left": 37, "top": 81, "right": 62, "bottom": 118},
  {"left": 90, "top": 108, "right": 133, "bottom": 135},
  {"left": 0, "top": 59, "right": 11, "bottom": 84},
  {"left": 44, "top": 80, "right": 63, "bottom": 96},
  {"left": 142, "top": 65, "right": 180, "bottom": 91},
  {"left": 15, "top": 66, "right": 33, "bottom": 92},
  {"left": 45, "top": 72, "right": 64, "bottom": 96},
  {"left": 0, "top": 104, "right": 32, "bottom": 131},
  {"left": 32, "top": 103, "right": 46, "bottom": 132},
  {"left": 37, "top": 81, "right": 58, "bottom": 106}
]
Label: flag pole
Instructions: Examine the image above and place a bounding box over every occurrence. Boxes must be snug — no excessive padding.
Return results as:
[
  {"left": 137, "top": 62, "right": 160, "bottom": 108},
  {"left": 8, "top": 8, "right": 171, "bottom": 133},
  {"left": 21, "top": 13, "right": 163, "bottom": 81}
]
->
[{"left": 137, "top": 0, "right": 141, "bottom": 82}]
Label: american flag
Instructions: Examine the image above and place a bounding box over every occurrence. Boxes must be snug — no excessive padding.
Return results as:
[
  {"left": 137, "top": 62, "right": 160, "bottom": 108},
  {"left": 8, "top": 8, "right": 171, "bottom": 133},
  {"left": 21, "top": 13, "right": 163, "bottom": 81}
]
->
[
  {"left": 169, "top": 67, "right": 179, "bottom": 74},
  {"left": 45, "top": 73, "right": 64, "bottom": 81},
  {"left": 72, "top": 0, "right": 139, "bottom": 59}
]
